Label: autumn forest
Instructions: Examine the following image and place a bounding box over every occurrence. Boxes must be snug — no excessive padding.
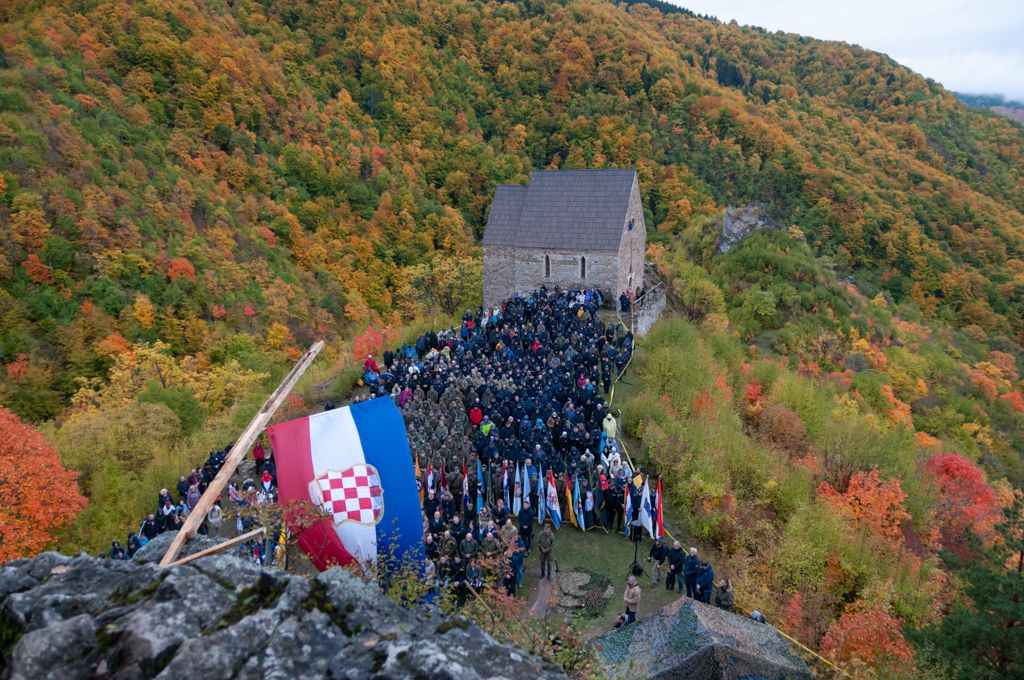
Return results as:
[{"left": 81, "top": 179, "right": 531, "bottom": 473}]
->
[{"left": 0, "top": 0, "right": 1022, "bottom": 677}]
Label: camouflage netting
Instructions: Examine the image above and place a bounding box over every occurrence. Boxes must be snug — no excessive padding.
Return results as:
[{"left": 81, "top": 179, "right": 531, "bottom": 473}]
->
[{"left": 594, "top": 596, "right": 811, "bottom": 680}]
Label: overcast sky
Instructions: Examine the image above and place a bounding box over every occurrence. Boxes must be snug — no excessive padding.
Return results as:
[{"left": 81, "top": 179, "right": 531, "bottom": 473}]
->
[{"left": 673, "top": 0, "right": 1024, "bottom": 101}]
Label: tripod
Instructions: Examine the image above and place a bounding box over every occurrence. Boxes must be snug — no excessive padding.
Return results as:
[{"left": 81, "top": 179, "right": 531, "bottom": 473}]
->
[{"left": 625, "top": 521, "right": 647, "bottom": 578}]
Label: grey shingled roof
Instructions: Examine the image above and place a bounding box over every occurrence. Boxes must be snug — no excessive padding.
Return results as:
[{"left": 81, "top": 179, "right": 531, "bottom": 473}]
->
[{"left": 482, "top": 169, "right": 636, "bottom": 251}]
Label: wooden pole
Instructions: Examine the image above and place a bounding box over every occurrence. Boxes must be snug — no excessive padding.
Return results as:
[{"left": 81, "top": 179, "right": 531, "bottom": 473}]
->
[
  {"left": 160, "top": 340, "right": 325, "bottom": 566},
  {"left": 166, "top": 527, "right": 267, "bottom": 567}
]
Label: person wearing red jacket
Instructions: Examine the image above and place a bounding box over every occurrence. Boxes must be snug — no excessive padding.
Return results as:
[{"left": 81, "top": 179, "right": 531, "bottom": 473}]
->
[
  {"left": 469, "top": 405, "right": 483, "bottom": 426},
  {"left": 364, "top": 354, "right": 380, "bottom": 374},
  {"left": 252, "top": 440, "right": 265, "bottom": 474}
]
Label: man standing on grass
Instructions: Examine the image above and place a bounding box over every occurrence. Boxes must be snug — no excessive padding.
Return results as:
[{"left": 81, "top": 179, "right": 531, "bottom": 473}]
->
[
  {"left": 646, "top": 537, "right": 667, "bottom": 586},
  {"left": 537, "top": 521, "right": 555, "bottom": 580},
  {"left": 683, "top": 547, "right": 701, "bottom": 599},
  {"left": 621, "top": 575, "right": 642, "bottom": 626},
  {"left": 696, "top": 559, "right": 715, "bottom": 604}
]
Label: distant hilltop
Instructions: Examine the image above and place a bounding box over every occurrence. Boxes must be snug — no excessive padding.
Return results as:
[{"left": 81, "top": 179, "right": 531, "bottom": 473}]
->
[{"left": 956, "top": 92, "right": 1024, "bottom": 124}]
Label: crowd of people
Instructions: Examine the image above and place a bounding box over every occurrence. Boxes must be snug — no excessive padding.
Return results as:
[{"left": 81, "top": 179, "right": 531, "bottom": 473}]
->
[
  {"left": 104, "top": 284, "right": 749, "bottom": 627},
  {"left": 362, "top": 287, "right": 742, "bottom": 622},
  {"left": 104, "top": 442, "right": 280, "bottom": 565},
  {"left": 367, "top": 288, "right": 636, "bottom": 521}
]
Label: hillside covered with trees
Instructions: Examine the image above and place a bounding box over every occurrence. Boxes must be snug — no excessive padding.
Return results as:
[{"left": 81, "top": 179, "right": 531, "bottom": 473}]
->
[{"left": 0, "top": 0, "right": 1023, "bottom": 676}]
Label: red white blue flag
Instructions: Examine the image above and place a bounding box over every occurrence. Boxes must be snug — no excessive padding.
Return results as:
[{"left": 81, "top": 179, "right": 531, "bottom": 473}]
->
[
  {"left": 545, "top": 469, "right": 561, "bottom": 529},
  {"left": 268, "top": 397, "right": 423, "bottom": 571}
]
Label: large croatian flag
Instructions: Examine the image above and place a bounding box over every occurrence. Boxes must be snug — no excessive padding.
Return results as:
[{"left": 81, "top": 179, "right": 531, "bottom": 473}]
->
[{"left": 268, "top": 397, "right": 423, "bottom": 571}]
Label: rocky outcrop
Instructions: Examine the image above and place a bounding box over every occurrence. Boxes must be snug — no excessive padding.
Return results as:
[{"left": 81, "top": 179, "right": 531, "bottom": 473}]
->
[
  {"left": 1, "top": 543, "right": 566, "bottom": 680},
  {"left": 717, "top": 205, "right": 781, "bottom": 254}
]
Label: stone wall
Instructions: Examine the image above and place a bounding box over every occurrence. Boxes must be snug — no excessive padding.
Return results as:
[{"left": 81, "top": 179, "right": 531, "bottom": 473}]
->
[
  {"left": 616, "top": 177, "right": 647, "bottom": 296},
  {"left": 483, "top": 246, "right": 619, "bottom": 308},
  {"left": 634, "top": 285, "right": 666, "bottom": 337}
]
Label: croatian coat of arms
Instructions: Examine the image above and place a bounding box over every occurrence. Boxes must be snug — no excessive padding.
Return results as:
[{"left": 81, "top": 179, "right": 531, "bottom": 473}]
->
[{"left": 309, "top": 464, "right": 385, "bottom": 526}]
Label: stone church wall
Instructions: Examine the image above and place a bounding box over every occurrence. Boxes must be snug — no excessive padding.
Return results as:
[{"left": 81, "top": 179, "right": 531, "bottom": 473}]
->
[
  {"left": 483, "top": 246, "right": 619, "bottom": 308},
  {"left": 617, "top": 178, "right": 647, "bottom": 296}
]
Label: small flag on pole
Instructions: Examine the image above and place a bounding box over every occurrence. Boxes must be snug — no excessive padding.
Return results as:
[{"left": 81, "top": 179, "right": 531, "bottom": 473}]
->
[{"left": 545, "top": 469, "right": 561, "bottom": 529}]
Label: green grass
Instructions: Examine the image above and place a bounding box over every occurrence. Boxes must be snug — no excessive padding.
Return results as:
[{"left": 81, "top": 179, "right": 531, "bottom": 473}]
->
[{"left": 521, "top": 527, "right": 689, "bottom": 637}]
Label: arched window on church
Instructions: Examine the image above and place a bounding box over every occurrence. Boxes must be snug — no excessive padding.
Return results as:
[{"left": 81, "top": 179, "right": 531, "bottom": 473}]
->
[
  {"left": 580, "top": 256, "right": 586, "bottom": 279},
  {"left": 544, "top": 254, "right": 550, "bottom": 278}
]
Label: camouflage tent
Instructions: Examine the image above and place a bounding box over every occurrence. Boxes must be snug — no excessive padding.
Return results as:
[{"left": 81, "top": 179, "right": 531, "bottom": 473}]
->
[{"left": 595, "top": 596, "right": 811, "bottom": 680}]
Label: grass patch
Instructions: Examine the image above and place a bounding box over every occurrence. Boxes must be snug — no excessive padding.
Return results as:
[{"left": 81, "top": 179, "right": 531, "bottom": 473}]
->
[{"left": 523, "top": 526, "right": 687, "bottom": 636}]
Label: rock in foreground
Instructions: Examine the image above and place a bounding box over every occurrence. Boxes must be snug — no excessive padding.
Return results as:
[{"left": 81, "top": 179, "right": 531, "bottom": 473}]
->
[
  {"left": 594, "top": 596, "right": 810, "bottom": 680},
  {"left": 0, "top": 549, "right": 566, "bottom": 680}
]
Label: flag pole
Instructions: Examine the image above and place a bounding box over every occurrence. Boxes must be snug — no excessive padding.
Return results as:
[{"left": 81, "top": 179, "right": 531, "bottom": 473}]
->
[{"left": 159, "top": 340, "right": 325, "bottom": 566}]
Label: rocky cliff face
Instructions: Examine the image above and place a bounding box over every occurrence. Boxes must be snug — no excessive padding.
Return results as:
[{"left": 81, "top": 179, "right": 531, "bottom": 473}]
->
[
  {"left": 716, "top": 205, "right": 781, "bottom": 254},
  {"left": 0, "top": 539, "right": 566, "bottom": 680}
]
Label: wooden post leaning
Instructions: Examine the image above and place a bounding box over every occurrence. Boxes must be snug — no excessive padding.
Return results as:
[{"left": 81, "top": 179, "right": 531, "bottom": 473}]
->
[
  {"left": 159, "top": 340, "right": 325, "bottom": 566},
  {"left": 166, "top": 527, "right": 267, "bottom": 567}
]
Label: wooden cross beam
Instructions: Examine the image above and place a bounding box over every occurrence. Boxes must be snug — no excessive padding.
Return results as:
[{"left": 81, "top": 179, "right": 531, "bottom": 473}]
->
[
  {"left": 159, "top": 340, "right": 324, "bottom": 566},
  {"left": 165, "top": 527, "right": 267, "bottom": 567}
]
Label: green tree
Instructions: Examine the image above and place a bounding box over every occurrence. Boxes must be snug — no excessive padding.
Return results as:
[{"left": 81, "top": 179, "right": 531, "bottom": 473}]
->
[{"left": 911, "top": 493, "right": 1024, "bottom": 679}]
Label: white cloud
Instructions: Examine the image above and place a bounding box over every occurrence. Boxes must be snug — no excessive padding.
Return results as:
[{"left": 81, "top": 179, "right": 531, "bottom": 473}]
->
[{"left": 674, "top": 0, "right": 1024, "bottom": 100}]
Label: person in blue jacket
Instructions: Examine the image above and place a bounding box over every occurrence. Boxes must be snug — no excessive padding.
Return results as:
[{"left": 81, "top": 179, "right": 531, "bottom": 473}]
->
[
  {"left": 696, "top": 559, "right": 715, "bottom": 604},
  {"left": 683, "top": 547, "right": 702, "bottom": 599}
]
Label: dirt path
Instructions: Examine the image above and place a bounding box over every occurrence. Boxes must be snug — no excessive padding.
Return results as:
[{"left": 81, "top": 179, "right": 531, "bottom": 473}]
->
[{"left": 527, "top": 576, "right": 555, "bottom": 619}]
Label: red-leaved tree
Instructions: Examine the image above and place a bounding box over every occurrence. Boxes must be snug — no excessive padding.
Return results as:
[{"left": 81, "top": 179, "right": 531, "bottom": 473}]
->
[
  {"left": 923, "top": 452, "right": 1001, "bottom": 556},
  {"left": 821, "top": 605, "right": 914, "bottom": 674},
  {"left": 0, "top": 407, "right": 88, "bottom": 562}
]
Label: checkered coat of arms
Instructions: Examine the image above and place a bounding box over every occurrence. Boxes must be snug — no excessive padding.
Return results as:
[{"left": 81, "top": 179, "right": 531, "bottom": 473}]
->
[{"left": 309, "top": 464, "right": 385, "bottom": 526}]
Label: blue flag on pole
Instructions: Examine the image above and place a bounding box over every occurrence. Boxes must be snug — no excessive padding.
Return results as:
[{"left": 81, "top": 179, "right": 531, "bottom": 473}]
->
[
  {"left": 537, "top": 463, "right": 546, "bottom": 525},
  {"left": 476, "top": 458, "right": 484, "bottom": 514},
  {"left": 573, "top": 475, "right": 586, "bottom": 532}
]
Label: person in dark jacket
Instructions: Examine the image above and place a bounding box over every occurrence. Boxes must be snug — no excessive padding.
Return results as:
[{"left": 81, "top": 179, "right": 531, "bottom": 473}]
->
[
  {"left": 424, "top": 489, "right": 440, "bottom": 521},
  {"left": 665, "top": 541, "right": 685, "bottom": 592},
  {"left": 714, "top": 578, "right": 734, "bottom": 612},
  {"left": 141, "top": 514, "right": 158, "bottom": 541},
  {"left": 428, "top": 510, "right": 445, "bottom": 540},
  {"left": 683, "top": 547, "right": 701, "bottom": 599},
  {"left": 176, "top": 475, "right": 190, "bottom": 503},
  {"left": 646, "top": 537, "right": 668, "bottom": 586},
  {"left": 517, "top": 500, "right": 534, "bottom": 552},
  {"left": 126, "top": 532, "right": 141, "bottom": 558},
  {"left": 695, "top": 560, "right": 715, "bottom": 604}
]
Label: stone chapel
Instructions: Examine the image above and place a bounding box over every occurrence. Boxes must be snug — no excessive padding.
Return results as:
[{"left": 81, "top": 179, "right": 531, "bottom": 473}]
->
[{"left": 481, "top": 168, "right": 647, "bottom": 308}]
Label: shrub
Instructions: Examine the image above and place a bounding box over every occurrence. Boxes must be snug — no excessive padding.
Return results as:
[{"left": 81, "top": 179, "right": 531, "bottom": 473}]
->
[{"left": 757, "top": 403, "right": 809, "bottom": 456}]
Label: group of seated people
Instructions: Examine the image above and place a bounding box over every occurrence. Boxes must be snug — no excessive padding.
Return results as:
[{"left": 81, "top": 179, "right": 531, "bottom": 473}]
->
[{"left": 105, "top": 443, "right": 278, "bottom": 561}]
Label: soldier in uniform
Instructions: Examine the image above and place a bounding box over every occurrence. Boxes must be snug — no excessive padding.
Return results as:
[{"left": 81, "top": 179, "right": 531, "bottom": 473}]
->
[{"left": 537, "top": 521, "right": 555, "bottom": 580}]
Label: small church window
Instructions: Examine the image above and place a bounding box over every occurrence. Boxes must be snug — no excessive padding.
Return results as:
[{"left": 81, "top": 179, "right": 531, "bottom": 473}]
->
[
  {"left": 544, "top": 254, "right": 550, "bottom": 278},
  {"left": 580, "top": 256, "right": 586, "bottom": 279},
  {"left": 627, "top": 219, "right": 634, "bottom": 232}
]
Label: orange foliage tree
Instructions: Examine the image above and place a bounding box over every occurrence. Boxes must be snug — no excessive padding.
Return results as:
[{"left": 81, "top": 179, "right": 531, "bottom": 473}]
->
[
  {"left": 167, "top": 256, "right": 197, "bottom": 282},
  {"left": 818, "top": 467, "right": 910, "bottom": 549},
  {"left": 820, "top": 605, "right": 914, "bottom": 673},
  {"left": 0, "top": 407, "right": 87, "bottom": 561},
  {"left": 352, "top": 325, "right": 399, "bottom": 361}
]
